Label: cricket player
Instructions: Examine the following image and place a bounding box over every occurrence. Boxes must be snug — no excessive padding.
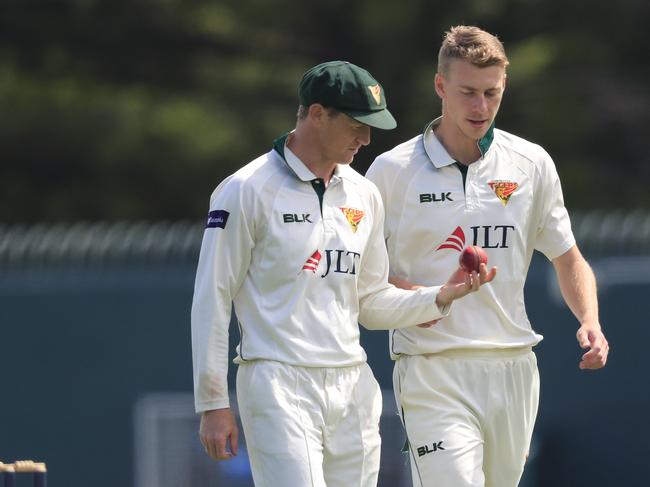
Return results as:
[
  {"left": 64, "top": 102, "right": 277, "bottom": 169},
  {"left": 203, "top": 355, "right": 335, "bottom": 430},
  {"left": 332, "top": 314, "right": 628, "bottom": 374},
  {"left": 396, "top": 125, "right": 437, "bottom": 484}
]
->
[
  {"left": 191, "top": 60, "right": 494, "bottom": 487},
  {"left": 365, "top": 26, "right": 610, "bottom": 487}
]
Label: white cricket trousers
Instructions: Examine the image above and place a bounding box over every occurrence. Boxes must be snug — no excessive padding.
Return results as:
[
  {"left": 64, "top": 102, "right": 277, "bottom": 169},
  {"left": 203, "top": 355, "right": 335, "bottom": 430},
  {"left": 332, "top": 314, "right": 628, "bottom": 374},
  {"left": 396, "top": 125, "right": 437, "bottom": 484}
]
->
[
  {"left": 236, "top": 360, "right": 382, "bottom": 487},
  {"left": 393, "top": 348, "right": 539, "bottom": 487}
]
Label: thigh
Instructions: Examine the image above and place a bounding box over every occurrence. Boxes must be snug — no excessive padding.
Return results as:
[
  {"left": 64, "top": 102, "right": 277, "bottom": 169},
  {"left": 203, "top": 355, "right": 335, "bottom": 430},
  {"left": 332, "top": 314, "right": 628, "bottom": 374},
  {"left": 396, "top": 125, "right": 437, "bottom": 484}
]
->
[
  {"left": 394, "top": 356, "right": 486, "bottom": 487},
  {"left": 322, "top": 363, "right": 382, "bottom": 487},
  {"left": 483, "top": 352, "right": 540, "bottom": 487},
  {"left": 236, "top": 361, "right": 327, "bottom": 487}
]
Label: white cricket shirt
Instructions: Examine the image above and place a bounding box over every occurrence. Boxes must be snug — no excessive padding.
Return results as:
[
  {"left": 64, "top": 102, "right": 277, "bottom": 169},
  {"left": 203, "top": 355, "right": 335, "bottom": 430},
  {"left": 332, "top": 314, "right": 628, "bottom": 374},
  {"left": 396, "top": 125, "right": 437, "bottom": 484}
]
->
[
  {"left": 366, "top": 119, "right": 576, "bottom": 357},
  {"left": 191, "top": 133, "right": 450, "bottom": 412}
]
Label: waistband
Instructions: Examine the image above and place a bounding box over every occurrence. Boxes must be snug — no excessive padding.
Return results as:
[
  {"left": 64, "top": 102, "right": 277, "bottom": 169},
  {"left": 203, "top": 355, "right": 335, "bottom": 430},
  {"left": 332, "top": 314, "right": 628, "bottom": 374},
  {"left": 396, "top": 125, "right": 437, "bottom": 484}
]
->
[{"left": 415, "top": 346, "right": 533, "bottom": 360}]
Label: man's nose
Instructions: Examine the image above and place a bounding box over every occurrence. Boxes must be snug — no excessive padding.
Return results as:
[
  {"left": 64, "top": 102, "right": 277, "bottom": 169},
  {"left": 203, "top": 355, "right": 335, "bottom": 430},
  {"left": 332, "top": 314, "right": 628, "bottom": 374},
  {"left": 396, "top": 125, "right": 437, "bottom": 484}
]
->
[{"left": 358, "top": 126, "right": 371, "bottom": 146}]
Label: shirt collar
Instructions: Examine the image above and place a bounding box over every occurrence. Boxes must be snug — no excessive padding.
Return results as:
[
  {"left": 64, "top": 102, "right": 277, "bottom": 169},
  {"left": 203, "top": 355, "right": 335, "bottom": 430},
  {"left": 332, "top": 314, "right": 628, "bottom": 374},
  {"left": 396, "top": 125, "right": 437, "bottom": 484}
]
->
[
  {"left": 422, "top": 117, "right": 456, "bottom": 168},
  {"left": 422, "top": 117, "right": 496, "bottom": 168},
  {"left": 285, "top": 145, "right": 318, "bottom": 181},
  {"left": 272, "top": 132, "right": 353, "bottom": 183}
]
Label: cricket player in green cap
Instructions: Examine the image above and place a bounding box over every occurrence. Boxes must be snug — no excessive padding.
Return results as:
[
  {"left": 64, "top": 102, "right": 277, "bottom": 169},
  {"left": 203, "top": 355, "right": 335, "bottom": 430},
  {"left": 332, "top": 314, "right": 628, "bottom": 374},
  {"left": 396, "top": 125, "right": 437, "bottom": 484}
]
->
[{"left": 191, "top": 60, "right": 495, "bottom": 486}]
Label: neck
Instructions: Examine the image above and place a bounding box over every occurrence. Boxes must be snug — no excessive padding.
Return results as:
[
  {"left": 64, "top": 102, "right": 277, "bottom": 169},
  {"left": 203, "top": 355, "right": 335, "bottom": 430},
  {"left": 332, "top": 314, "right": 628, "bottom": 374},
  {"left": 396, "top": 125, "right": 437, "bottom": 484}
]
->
[
  {"left": 287, "top": 130, "right": 336, "bottom": 183},
  {"left": 434, "top": 117, "right": 481, "bottom": 165}
]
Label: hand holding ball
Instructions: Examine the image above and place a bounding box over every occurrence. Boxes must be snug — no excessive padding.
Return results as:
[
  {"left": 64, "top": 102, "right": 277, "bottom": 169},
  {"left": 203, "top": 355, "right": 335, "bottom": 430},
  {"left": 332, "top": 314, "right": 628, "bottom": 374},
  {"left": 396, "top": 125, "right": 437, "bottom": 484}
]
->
[
  {"left": 436, "top": 246, "right": 495, "bottom": 308},
  {"left": 459, "top": 246, "right": 488, "bottom": 273}
]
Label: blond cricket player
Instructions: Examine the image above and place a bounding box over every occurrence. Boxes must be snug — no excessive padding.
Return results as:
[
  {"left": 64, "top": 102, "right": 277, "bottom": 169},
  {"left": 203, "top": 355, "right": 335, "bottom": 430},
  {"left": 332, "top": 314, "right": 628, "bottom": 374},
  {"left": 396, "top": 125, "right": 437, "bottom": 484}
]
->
[{"left": 366, "top": 26, "right": 609, "bottom": 487}]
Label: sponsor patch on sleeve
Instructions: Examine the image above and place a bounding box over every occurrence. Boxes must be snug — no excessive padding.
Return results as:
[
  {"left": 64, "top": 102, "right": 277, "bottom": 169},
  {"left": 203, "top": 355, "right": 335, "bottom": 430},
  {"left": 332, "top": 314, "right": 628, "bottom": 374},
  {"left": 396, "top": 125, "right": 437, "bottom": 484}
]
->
[{"left": 206, "top": 210, "right": 230, "bottom": 229}]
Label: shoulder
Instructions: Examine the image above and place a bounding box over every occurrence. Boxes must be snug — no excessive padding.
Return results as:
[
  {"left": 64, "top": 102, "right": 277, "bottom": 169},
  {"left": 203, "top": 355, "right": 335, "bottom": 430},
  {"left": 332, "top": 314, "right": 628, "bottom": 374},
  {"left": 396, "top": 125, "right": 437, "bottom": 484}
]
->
[
  {"left": 340, "top": 165, "right": 383, "bottom": 202},
  {"left": 337, "top": 167, "right": 385, "bottom": 222},
  {"left": 492, "top": 129, "right": 563, "bottom": 192},
  {"left": 210, "top": 150, "right": 281, "bottom": 203},
  {"left": 366, "top": 133, "right": 427, "bottom": 190},
  {"left": 370, "top": 134, "right": 425, "bottom": 172},
  {"left": 493, "top": 128, "right": 553, "bottom": 167}
]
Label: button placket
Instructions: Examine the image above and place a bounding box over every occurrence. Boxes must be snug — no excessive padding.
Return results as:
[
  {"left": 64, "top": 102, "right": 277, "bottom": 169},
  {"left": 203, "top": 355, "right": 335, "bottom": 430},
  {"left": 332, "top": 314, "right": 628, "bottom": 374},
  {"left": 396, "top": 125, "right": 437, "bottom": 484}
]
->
[
  {"left": 465, "top": 163, "right": 481, "bottom": 210},
  {"left": 322, "top": 179, "right": 341, "bottom": 234}
]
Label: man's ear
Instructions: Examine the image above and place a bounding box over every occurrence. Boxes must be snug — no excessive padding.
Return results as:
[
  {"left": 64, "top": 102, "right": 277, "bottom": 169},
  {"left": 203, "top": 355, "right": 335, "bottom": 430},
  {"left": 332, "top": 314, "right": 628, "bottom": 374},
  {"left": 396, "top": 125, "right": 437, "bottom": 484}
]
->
[
  {"left": 434, "top": 73, "right": 446, "bottom": 99},
  {"left": 307, "top": 103, "right": 327, "bottom": 125}
]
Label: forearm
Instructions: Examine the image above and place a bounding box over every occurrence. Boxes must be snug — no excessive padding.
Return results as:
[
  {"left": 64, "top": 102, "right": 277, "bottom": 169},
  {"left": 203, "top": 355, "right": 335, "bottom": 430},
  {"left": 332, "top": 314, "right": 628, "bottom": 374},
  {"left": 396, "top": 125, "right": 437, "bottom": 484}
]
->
[
  {"left": 191, "top": 303, "right": 231, "bottom": 412},
  {"left": 388, "top": 275, "right": 418, "bottom": 290},
  {"left": 359, "top": 284, "right": 449, "bottom": 330},
  {"left": 191, "top": 233, "right": 239, "bottom": 413},
  {"left": 554, "top": 247, "right": 599, "bottom": 327}
]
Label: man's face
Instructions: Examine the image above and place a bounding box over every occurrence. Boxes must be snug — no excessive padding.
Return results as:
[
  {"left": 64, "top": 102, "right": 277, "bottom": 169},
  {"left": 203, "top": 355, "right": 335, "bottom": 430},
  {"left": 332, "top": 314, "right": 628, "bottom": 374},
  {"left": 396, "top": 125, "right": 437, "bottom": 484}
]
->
[
  {"left": 435, "top": 59, "right": 506, "bottom": 141},
  {"left": 319, "top": 110, "right": 371, "bottom": 165}
]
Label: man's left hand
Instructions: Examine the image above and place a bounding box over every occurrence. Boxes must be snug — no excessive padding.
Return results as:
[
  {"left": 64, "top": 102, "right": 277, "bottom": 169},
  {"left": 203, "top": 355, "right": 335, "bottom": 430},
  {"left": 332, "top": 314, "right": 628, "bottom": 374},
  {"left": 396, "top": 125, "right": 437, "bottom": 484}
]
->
[{"left": 576, "top": 324, "right": 609, "bottom": 369}]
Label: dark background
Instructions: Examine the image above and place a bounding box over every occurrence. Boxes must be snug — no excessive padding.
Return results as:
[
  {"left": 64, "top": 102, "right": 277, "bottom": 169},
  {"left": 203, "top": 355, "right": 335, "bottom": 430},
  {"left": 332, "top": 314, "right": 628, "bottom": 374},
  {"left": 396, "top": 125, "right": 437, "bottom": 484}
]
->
[
  {"left": 1, "top": 0, "right": 649, "bottom": 223},
  {"left": 1, "top": 1, "right": 649, "bottom": 486}
]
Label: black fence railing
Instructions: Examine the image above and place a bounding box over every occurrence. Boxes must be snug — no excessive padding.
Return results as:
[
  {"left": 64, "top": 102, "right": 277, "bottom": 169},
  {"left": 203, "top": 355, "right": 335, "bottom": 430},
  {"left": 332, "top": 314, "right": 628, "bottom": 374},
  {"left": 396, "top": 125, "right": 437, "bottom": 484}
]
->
[{"left": 0, "top": 211, "right": 649, "bottom": 269}]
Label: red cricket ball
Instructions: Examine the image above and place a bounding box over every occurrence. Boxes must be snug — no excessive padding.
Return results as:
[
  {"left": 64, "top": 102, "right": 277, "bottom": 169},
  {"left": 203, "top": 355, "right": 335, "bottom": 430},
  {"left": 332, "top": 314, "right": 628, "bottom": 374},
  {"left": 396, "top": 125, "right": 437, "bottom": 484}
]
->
[{"left": 459, "top": 246, "right": 488, "bottom": 273}]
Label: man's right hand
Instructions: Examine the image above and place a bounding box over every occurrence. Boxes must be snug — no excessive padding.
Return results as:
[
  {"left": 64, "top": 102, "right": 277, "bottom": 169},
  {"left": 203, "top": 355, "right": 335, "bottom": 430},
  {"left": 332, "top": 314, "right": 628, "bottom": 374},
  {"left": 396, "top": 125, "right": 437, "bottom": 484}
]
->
[
  {"left": 436, "top": 263, "right": 497, "bottom": 309},
  {"left": 199, "top": 408, "right": 239, "bottom": 460}
]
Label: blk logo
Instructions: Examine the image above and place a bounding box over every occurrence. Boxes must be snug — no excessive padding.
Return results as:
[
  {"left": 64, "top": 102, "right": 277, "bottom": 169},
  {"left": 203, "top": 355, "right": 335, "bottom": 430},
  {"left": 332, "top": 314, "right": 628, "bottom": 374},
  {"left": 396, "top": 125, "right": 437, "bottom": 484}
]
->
[
  {"left": 417, "top": 441, "right": 445, "bottom": 457},
  {"left": 436, "top": 224, "right": 516, "bottom": 251},
  {"left": 420, "top": 192, "right": 453, "bottom": 203},
  {"left": 283, "top": 213, "right": 312, "bottom": 223}
]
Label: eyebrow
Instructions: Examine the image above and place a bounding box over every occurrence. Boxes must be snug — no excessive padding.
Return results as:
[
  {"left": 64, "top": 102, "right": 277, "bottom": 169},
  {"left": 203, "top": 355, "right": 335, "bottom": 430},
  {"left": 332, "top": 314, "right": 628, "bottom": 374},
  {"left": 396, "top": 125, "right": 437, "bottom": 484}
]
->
[{"left": 459, "top": 85, "right": 500, "bottom": 92}]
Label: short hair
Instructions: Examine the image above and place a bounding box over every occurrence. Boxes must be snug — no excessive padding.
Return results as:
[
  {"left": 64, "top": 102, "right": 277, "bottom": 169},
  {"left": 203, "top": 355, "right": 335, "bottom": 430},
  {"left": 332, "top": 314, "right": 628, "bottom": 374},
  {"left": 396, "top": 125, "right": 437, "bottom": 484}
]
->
[
  {"left": 297, "top": 105, "right": 308, "bottom": 120},
  {"left": 438, "top": 26, "right": 509, "bottom": 75}
]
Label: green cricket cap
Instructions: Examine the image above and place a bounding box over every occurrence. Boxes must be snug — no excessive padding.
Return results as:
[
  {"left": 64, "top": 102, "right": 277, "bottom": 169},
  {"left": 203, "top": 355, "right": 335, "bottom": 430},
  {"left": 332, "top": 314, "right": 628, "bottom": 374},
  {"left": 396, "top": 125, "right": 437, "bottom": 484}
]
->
[{"left": 298, "top": 60, "right": 397, "bottom": 130}]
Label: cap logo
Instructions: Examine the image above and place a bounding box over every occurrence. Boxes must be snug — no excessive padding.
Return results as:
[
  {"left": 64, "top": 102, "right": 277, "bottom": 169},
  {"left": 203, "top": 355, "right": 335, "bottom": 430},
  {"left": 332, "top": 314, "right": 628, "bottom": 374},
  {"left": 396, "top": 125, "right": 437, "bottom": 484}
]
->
[
  {"left": 368, "top": 85, "right": 381, "bottom": 105},
  {"left": 340, "top": 207, "right": 365, "bottom": 232},
  {"left": 488, "top": 181, "right": 519, "bottom": 206}
]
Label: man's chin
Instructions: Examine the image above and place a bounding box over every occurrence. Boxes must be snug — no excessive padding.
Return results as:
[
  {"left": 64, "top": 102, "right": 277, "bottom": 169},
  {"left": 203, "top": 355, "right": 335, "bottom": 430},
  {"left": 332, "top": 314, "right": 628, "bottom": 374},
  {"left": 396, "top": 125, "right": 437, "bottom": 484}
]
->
[
  {"left": 341, "top": 154, "right": 355, "bottom": 165},
  {"left": 465, "top": 124, "right": 490, "bottom": 141}
]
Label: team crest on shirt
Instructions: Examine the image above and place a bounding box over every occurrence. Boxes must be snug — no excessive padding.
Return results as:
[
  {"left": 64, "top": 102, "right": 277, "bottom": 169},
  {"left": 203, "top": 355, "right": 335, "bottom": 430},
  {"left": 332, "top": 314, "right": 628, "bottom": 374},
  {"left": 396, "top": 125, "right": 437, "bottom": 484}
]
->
[
  {"left": 340, "top": 207, "right": 365, "bottom": 233},
  {"left": 488, "top": 180, "right": 519, "bottom": 206},
  {"left": 368, "top": 85, "right": 382, "bottom": 105},
  {"left": 435, "top": 226, "right": 465, "bottom": 252}
]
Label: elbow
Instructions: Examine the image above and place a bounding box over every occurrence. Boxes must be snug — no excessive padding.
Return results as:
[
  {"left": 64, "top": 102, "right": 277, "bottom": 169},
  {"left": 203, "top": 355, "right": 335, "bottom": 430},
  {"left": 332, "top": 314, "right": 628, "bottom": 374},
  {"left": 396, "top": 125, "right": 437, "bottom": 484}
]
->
[{"left": 358, "top": 311, "right": 393, "bottom": 330}]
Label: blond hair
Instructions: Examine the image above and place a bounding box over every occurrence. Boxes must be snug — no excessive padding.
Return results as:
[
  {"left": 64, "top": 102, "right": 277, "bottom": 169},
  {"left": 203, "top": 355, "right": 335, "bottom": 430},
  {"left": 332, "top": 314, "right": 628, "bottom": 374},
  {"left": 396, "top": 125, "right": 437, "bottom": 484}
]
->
[{"left": 438, "top": 26, "right": 509, "bottom": 74}]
